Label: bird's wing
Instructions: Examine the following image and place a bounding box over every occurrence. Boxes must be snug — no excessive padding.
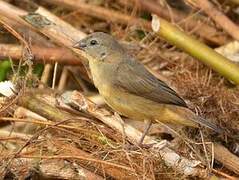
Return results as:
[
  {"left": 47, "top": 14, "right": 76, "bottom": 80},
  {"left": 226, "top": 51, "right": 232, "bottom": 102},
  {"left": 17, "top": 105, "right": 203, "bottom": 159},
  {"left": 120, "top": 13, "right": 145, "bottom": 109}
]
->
[{"left": 115, "top": 58, "right": 187, "bottom": 107}]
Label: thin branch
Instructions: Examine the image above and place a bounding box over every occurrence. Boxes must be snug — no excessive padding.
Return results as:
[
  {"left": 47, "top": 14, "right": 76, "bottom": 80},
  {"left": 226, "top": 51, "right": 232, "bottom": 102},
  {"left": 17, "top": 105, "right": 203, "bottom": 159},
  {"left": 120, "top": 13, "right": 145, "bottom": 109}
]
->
[
  {"left": 122, "top": 0, "right": 228, "bottom": 45},
  {"left": 187, "top": 0, "right": 239, "bottom": 41},
  {"left": 0, "top": 44, "right": 81, "bottom": 65},
  {"left": 39, "top": 64, "right": 52, "bottom": 88},
  {"left": 44, "top": 0, "right": 228, "bottom": 45},
  {"left": 18, "top": 155, "right": 133, "bottom": 172}
]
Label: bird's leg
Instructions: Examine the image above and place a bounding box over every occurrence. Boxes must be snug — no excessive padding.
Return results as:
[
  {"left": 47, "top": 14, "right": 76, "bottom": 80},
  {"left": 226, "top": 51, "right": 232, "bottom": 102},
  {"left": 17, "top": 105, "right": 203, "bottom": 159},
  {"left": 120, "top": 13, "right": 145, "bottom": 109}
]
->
[{"left": 138, "top": 119, "right": 153, "bottom": 146}]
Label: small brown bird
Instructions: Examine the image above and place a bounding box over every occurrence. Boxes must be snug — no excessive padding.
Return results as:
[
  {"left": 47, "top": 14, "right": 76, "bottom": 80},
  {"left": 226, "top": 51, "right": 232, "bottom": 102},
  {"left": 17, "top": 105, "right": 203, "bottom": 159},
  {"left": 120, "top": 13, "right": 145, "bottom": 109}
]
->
[{"left": 73, "top": 32, "right": 222, "bottom": 143}]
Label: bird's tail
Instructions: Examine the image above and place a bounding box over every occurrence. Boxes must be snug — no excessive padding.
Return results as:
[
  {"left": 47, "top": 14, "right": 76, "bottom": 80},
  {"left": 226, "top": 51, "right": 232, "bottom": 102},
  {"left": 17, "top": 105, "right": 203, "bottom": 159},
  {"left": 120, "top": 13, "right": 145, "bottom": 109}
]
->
[
  {"left": 191, "top": 116, "right": 224, "bottom": 134},
  {"left": 192, "top": 116, "right": 239, "bottom": 141},
  {"left": 155, "top": 106, "right": 224, "bottom": 134}
]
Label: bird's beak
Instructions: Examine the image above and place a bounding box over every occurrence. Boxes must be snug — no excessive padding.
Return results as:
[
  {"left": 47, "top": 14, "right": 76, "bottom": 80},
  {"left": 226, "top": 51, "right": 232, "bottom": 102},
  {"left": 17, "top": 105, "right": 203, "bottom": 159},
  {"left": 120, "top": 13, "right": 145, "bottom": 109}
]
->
[{"left": 72, "top": 41, "right": 87, "bottom": 50}]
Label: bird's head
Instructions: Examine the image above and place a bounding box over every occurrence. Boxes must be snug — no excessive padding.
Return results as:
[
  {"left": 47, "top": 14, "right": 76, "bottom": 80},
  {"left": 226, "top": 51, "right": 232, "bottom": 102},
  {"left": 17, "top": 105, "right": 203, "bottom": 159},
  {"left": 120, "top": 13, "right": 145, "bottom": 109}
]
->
[{"left": 73, "top": 32, "right": 125, "bottom": 63}]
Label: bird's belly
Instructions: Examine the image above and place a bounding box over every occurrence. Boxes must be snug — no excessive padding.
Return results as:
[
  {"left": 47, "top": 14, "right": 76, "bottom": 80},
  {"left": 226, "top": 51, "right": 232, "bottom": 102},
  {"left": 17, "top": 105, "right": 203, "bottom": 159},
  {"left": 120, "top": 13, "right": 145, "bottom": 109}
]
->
[
  {"left": 104, "top": 91, "right": 157, "bottom": 121},
  {"left": 100, "top": 87, "right": 197, "bottom": 127}
]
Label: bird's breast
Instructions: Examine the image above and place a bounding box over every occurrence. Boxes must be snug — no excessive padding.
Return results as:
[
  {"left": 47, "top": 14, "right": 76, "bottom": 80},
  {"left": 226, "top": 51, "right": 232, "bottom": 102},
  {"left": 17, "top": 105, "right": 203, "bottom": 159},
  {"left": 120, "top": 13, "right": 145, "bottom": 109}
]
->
[
  {"left": 101, "top": 87, "right": 161, "bottom": 121},
  {"left": 88, "top": 61, "right": 116, "bottom": 90}
]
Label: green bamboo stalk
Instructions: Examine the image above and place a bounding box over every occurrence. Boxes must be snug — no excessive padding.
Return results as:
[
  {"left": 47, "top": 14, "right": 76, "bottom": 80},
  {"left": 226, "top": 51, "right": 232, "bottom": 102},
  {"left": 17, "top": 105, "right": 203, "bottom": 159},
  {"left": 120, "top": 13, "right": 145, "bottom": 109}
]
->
[{"left": 152, "top": 15, "right": 239, "bottom": 85}]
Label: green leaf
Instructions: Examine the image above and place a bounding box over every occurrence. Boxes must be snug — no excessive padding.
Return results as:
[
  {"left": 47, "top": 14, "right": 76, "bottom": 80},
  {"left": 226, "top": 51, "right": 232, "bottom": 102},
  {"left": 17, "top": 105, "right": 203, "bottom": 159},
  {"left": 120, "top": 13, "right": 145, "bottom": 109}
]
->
[
  {"left": 0, "top": 60, "right": 11, "bottom": 81},
  {"left": 33, "top": 63, "right": 44, "bottom": 77}
]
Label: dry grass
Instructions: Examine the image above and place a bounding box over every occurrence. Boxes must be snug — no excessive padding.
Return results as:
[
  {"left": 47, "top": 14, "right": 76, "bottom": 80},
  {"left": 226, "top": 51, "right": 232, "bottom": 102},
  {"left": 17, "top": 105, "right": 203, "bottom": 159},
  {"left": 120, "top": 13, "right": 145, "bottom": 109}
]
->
[{"left": 0, "top": 0, "right": 239, "bottom": 179}]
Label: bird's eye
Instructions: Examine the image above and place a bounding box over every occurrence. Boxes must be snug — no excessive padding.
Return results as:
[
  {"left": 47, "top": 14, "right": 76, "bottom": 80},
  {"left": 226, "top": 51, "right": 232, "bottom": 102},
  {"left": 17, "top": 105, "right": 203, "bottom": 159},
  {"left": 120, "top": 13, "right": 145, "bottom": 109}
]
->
[{"left": 90, "top": 39, "right": 98, "bottom": 46}]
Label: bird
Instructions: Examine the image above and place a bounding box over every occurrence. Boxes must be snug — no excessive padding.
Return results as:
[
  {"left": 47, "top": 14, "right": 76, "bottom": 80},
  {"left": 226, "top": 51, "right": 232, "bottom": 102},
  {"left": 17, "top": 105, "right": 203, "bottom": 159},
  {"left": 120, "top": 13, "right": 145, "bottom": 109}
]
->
[{"left": 73, "top": 32, "right": 223, "bottom": 144}]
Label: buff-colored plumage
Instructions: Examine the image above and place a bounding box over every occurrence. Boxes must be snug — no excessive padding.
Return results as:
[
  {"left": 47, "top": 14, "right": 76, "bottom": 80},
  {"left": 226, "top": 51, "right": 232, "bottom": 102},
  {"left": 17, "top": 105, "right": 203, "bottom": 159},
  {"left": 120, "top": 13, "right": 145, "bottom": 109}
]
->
[{"left": 73, "top": 32, "right": 222, "bottom": 133}]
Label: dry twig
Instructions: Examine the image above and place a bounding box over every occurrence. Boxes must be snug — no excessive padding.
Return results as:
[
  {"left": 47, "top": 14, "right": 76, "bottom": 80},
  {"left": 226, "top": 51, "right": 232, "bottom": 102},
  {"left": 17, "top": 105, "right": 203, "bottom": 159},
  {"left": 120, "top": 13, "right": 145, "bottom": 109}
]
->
[
  {"left": 121, "top": 0, "right": 228, "bottom": 45},
  {"left": 0, "top": 44, "right": 81, "bottom": 65},
  {"left": 187, "top": 0, "right": 239, "bottom": 41}
]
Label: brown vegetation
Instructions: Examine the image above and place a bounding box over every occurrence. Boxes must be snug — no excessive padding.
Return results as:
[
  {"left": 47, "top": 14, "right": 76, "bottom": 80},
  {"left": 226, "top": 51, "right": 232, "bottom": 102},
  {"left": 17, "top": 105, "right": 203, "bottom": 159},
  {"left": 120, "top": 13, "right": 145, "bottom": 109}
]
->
[{"left": 0, "top": 0, "right": 239, "bottom": 179}]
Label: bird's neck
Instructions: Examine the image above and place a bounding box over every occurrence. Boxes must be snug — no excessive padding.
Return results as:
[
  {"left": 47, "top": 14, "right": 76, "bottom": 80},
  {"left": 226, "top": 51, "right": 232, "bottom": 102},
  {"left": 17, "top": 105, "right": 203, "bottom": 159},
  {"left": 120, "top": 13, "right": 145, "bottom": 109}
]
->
[{"left": 89, "top": 60, "right": 117, "bottom": 94}]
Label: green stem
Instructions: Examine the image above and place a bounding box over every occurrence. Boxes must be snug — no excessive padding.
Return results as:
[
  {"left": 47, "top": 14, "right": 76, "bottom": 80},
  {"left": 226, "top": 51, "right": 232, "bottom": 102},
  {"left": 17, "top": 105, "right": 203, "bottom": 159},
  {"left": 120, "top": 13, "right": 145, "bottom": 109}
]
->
[{"left": 152, "top": 15, "right": 239, "bottom": 85}]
